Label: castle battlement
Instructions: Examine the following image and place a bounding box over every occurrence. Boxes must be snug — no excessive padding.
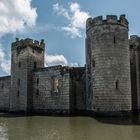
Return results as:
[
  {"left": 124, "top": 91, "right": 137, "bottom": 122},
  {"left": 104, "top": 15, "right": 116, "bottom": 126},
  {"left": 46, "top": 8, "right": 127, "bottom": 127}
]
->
[
  {"left": 86, "top": 14, "right": 128, "bottom": 31},
  {"left": 130, "top": 35, "right": 140, "bottom": 49},
  {"left": 12, "top": 38, "right": 45, "bottom": 50},
  {"left": 130, "top": 35, "right": 140, "bottom": 41}
]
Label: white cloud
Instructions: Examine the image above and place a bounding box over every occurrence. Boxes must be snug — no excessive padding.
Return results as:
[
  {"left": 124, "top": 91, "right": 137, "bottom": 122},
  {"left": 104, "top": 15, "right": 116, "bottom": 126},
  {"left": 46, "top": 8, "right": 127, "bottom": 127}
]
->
[
  {"left": 69, "top": 62, "right": 79, "bottom": 67},
  {"left": 0, "top": 48, "right": 5, "bottom": 61},
  {"left": 0, "top": 0, "right": 37, "bottom": 35},
  {"left": 45, "top": 54, "right": 68, "bottom": 67},
  {"left": 53, "top": 2, "right": 91, "bottom": 38},
  {"left": 62, "top": 26, "right": 81, "bottom": 38},
  {"left": 45, "top": 54, "right": 81, "bottom": 68},
  {"left": 53, "top": 3, "right": 70, "bottom": 20},
  {"left": 0, "top": 0, "right": 37, "bottom": 74},
  {"left": 1, "top": 59, "right": 11, "bottom": 74},
  {"left": 0, "top": 46, "right": 10, "bottom": 74}
]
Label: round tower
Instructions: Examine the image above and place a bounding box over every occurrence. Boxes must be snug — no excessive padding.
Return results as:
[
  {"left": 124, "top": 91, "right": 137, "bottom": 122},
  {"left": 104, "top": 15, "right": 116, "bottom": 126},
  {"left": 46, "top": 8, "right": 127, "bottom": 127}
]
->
[{"left": 86, "top": 15, "right": 132, "bottom": 115}]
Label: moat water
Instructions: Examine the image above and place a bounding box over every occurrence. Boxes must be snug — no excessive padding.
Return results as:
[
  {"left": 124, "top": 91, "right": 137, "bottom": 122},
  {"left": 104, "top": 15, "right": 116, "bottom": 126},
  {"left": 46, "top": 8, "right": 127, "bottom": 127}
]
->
[{"left": 0, "top": 114, "right": 140, "bottom": 140}]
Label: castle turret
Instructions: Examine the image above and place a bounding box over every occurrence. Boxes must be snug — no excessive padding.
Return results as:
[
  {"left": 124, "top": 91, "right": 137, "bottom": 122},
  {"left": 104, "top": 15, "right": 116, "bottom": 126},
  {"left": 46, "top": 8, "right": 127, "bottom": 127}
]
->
[
  {"left": 86, "top": 15, "right": 132, "bottom": 115},
  {"left": 10, "top": 38, "right": 45, "bottom": 113},
  {"left": 129, "top": 35, "right": 140, "bottom": 113}
]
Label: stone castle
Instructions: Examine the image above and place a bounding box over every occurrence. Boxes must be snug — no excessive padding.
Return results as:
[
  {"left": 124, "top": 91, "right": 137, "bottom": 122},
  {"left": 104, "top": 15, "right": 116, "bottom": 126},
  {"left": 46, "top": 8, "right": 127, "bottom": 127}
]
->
[{"left": 0, "top": 14, "right": 140, "bottom": 116}]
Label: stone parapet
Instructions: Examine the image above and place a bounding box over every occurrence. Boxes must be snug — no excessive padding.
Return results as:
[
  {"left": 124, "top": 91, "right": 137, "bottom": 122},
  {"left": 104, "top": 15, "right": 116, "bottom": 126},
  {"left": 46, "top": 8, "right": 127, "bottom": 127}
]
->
[{"left": 86, "top": 15, "right": 128, "bottom": 32}]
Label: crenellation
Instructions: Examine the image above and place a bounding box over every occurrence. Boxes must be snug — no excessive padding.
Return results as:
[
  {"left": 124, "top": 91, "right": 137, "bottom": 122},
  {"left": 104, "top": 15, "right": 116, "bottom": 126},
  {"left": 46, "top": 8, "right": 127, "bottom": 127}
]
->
[
  {"left": 24, "top": 38, "right": 33, "bottom": 44},
  {"left": 119, "top": 14, "right": 128, "bottom": 27},
  {"left": 86, "top": 15, "right": 128, "bottom": 33},
  {"left": 106, "top": 15, "right": 118, "bottom": 23},
  {"left": 40, "top": 39, "right": 44, "bottom": 45},
  {"left": 34, "top": 40, "right": 39, "bottom": 45},
  {"left": 86, "top": 17, "right": 93, "bottom": 31},
  {"left": 12, "top": 38, "right": 45, "bottom": 51},
  {"left": 16, "top": 38, "right": 19, "bottom": 42},
  {"left": 92, "top": 16, "right": 103, "bottom": 25},
  {"left": 130, "top": 35, "right": 140, "bottom": 49}
]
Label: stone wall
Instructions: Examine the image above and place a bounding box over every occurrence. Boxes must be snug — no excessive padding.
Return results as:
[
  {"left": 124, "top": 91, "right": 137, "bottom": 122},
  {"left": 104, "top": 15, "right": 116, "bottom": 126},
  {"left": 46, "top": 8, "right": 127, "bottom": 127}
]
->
[
  {"left": 32, "top": 66, "right": 71, "bottom": 114},
  {"left": 10, "top": 38, "right": 45, "bottom": 112},
  {"left": 32, "top": 66, "right": 86, "bottom": 114},
  {"left": 85, "top": 37, "right": 93, "bottom": 110},
  {"left": 69, "top": 67, "right": 86, "bottom": 111},
  {"left": 0, "top": 76, "right": 11, "bottom": 111},
  {"left": 86, "top": 15, "right": 132, "bottom": 115},
  {"left": 129, "top": 35, "right": 140, "bottom": 113}
]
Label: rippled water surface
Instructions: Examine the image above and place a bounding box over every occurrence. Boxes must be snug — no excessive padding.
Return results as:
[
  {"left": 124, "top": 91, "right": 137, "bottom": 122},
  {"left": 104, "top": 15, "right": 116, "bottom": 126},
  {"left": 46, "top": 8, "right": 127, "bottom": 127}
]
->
[{"left": 0, "top": 114, "right": 140, "bottom": 140}]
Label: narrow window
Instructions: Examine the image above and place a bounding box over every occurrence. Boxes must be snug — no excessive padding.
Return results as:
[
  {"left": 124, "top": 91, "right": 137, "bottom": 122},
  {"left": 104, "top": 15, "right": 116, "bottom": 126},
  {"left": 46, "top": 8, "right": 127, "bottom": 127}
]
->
[
  {"left": 17, "top": 90, "right": 19, "bottom": 97},
  {"left": 36, "top": 89, "right": 39, "bottom": 97},
  {"left": 114, "top": 36, "right": 116, "bottom": 44},
  {"left": 115, "top": 80, "right": 119, "bottom": 89},
  {"left": 17, "top": 79, "right": 20, "bottom": 96},
  {"left": 92, "top": 60, "right": 95, "bottom": 67},
  {"left": 18, "top": 79, "right": 20, "bottom": 87},
  {"left": 1, "top": 83, "right": 4, "bottom": 89},
  {"left": 37, "top": 78, "right": 39, "bottom": 85},
  {"left": 34, "top": 62, "right": 37, "bottom": 69},
  {"left": 18, "top": 61, "right": 21, "bottom": 68},
  {"left": 130, "top": 45, "right": 133, "bottom": 49}
]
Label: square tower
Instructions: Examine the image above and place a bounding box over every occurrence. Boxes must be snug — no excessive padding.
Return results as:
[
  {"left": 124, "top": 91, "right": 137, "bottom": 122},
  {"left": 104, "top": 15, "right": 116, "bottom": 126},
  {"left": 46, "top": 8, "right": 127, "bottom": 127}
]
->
[{"left": 10, "top": 38, "right": 45, "bottom": 113}]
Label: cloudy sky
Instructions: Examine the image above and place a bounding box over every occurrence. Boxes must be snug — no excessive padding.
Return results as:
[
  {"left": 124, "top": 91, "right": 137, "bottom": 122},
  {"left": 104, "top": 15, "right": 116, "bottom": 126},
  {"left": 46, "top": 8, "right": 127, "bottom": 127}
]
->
[{"left": 0, "top": 0, "right": 140, "bottom": 76}]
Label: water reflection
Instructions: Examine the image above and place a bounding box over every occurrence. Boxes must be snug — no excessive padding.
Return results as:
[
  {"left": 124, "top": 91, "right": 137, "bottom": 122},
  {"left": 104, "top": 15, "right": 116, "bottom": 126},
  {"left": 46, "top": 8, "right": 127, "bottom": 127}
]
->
[
  {"left": 0, "top": 115, "right": 140, "bottom": 140},
  {"left": 0, "top": 121, "right": 8, "bottom": 140}
]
